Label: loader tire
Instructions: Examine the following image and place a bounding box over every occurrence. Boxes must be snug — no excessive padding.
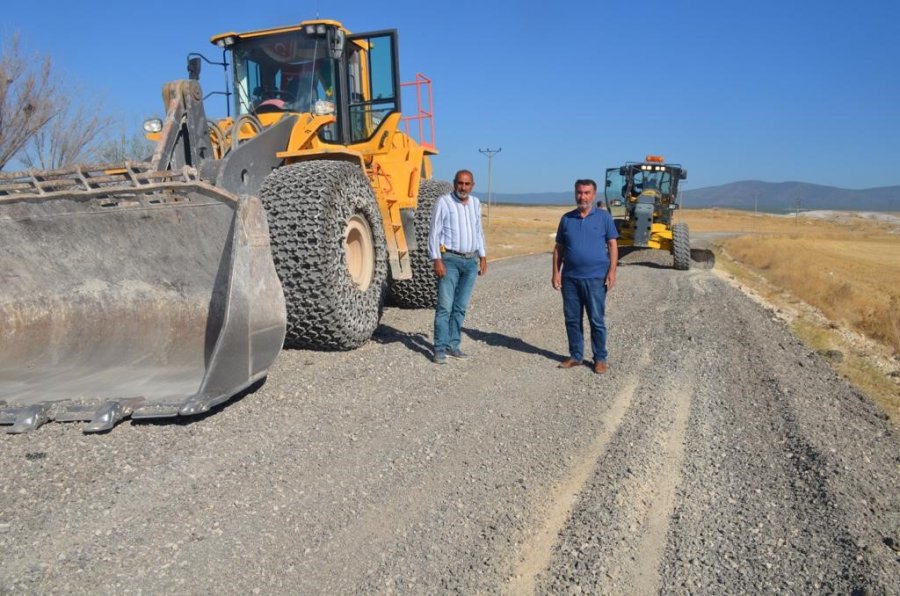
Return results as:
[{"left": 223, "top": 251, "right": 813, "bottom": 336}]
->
[
  {"left": 387, "top": 178, "right": 452, "bottom": 309},
  {"left": 259, "top": 161, "right": 388, "bottom": 350},
  {"left": 673, "top": 222, "right": 691, "bottom": 270}
]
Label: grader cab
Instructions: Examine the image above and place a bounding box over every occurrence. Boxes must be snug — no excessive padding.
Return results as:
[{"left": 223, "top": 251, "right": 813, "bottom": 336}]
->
[
  {"left": 0, "top": 19, "right": 445, "bottom": 432},
  {"left": 603, "top": 155, "right": 690, "bottom": 270}
]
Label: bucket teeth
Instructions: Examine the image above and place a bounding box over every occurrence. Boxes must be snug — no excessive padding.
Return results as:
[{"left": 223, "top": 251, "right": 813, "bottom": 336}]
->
[
  {"left": 84, "top": 403, "right": 128, "bottom": 434},
  {"left": 7, "top": 405, "right": 50, "bottom": 434}
]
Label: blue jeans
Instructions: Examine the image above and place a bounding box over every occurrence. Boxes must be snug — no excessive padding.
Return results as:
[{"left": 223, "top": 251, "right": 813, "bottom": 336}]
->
[
  {"left": 433, "top": 253, "right": 479, "bottom": 353},
  {"left": 561, "top": 276, "right": 608, "bottom": 363}
]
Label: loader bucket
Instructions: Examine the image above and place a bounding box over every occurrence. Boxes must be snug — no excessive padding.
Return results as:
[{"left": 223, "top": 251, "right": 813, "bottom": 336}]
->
[{"left": 0, "top": 164, "right": 286, "bottom": 433}]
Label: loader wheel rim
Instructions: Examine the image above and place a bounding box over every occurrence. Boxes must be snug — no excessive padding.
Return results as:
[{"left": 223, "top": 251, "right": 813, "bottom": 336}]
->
[{"left": 344, "top": 214, "right": 375, "bottom": 292}]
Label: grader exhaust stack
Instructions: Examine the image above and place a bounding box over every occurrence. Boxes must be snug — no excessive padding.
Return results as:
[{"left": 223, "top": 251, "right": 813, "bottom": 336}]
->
[{"left": 0, "top": 164, "right": 287, "bottom": 433}]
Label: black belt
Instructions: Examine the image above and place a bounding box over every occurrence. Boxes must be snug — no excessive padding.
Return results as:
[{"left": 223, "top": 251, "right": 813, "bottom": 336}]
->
[{"left": 444, "top": 249, "right": 478, "bottom": 258}]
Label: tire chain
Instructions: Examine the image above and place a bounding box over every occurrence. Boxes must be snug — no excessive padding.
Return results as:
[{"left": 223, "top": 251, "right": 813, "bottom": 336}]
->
[
  {"left": 387, "top": 179, "right": 453, "bottom": 309},
  {"left": 258, "top": 161, "right": 388, "bottom": 350}
]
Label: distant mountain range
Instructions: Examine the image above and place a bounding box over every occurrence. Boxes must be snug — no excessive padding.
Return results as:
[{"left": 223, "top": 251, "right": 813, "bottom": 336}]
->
[{"left": 489, "top": 181, "right": 900, "bottom": 213}]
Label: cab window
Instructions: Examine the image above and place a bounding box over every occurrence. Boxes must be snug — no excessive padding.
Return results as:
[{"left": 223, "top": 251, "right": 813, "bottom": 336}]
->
[{"left": 346, "top": 32, "right": 399, "bottom": 143}]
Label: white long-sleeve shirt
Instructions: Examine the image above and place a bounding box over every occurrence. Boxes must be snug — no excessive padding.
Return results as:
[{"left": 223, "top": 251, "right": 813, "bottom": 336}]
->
[{"left": 427, "top": 192, "right": 486, "bottom": 260}]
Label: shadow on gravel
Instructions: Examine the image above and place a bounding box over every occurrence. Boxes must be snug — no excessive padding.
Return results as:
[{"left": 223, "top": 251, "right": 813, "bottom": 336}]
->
[
  {"left": 372, "top": 325, "right": 433, "bottom": 358},
  {"left": 128, "top": 378, "right": 267, "bottom": 430},
  {"left": 618, "top": 246, "right": 672, "bottom": 269},
  {"left": 618, "top": 246, "right": 716, "bottom": 270},
  {"left": 463, "top": 327, "right": 565, "bottom": 363}
]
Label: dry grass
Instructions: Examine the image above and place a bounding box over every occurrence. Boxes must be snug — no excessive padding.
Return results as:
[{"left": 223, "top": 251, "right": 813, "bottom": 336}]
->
[
  {"left": 712, "top": 247, "right": 900, "bottom": 424},
  {"left": 686, "top": 213, "right": 900, "bottom": 355},
  {"left": 482, "top": 204, "right": 565, "bottom": 260},
  {"left": 482, "top": 205, "right": 900, "bottom": 423}
]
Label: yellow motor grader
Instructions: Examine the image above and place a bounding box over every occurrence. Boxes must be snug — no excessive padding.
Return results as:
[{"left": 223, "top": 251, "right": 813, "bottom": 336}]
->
[
  {"left": 603, "top": 155, "right": 690, "bottom": 270},
  {"left": 0, "top": 19, "right": 446, "bottom": 433}
]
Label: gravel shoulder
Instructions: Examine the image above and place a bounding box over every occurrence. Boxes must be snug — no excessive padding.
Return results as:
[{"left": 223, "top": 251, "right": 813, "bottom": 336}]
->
[{"left": 1, "top": 249, "right": 897, "bottom": 594}]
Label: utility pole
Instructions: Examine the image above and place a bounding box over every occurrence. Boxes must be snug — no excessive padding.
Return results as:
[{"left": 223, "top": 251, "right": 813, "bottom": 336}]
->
[
  {"left": 754, "top": 191, "right": 759, "bottom": 234},
  {"left": 478, "top": 147, "right": 501, "bottom": 226}
]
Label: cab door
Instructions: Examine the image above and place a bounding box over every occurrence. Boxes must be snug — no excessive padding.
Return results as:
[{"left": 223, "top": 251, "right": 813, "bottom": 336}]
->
[
  {"left": 604, "top": 167, "right": 627, "bottom": 217},
  {"left": 345, "top": 30, "right": 400, "bottom": 143}
]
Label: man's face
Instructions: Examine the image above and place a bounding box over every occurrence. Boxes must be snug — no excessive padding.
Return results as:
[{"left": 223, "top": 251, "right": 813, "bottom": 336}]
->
[
  {"left": 575, "top": 184, "right": 596, "bottom": 212},
  {"left": 454, "top": 174, "right": 474, "bottom": 200}
]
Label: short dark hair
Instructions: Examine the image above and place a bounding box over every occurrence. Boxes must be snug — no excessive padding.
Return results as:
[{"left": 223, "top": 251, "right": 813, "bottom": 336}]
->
[
  {"left": 454, "top": 169, "right": 474, "bottom": 183},
  {"left": 575, "top": 179, "right": 597, "bottom": 190}
]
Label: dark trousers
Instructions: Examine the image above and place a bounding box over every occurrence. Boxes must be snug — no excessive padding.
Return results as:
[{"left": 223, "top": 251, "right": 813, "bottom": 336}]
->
[{"left": 561, "top": 276, "right": 608, "bottom": 363}]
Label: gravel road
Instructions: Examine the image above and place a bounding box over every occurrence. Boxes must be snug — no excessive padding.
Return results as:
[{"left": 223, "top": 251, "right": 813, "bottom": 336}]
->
[{"left": 2, "top": 248, "right": 898, "bottom": 594}]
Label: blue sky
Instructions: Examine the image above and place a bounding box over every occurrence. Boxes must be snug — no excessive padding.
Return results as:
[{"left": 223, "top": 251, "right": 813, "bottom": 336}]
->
[{"left": 3, "top": 0, "right": 898, "bottom": 193}]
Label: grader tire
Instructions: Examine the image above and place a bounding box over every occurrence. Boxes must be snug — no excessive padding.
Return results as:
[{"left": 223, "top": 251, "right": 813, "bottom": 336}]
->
[
  {"left": 388, "top": 178, "right": 452, "bottom": 309},
  {"left": 673, "top": 222, "right": 691, "bottom": 270},
  {"left": 258, "top": 161, "right": 387, "bottom": 350}
]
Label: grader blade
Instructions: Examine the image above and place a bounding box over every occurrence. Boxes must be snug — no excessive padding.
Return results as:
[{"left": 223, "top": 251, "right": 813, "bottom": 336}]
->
[{"left": 0, "top": 163, "right": 286, "bottom": 433}]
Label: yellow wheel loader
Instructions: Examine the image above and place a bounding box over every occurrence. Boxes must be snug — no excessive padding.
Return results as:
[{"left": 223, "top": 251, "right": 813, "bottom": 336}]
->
[
  {"left": 0, "top": 19, "right": 443, "bottom": 433},
  {"left": 602, "top": 155, "right": 690, "bottom": 270}
]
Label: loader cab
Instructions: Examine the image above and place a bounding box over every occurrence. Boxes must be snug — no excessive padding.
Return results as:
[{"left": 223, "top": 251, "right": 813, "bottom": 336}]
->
[{"left": 216, "top": 20, "right": 400, "bottom": 146}]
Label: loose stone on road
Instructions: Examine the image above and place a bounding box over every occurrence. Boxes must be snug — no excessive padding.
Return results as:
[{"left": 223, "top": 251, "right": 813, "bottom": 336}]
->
[{"left": 1, "top": 250, "right": 897, "bottom": 594}]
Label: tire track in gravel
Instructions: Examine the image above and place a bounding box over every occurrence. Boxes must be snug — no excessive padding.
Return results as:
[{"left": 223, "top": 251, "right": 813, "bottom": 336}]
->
[
  {"left": 505, "top": 369, "right": 642, "bottom": 594},
  {"left": 623, "top": 273, "right": 701, "bottom": 594},
  {"left": 341, "top": 270, "right": 641, "bottom": 594},
  {"left": 625, "top": 381, "right": 692, "bottom": 595},
  {"left": 534, "top": 266, "right": 703, "bottom": 594}
]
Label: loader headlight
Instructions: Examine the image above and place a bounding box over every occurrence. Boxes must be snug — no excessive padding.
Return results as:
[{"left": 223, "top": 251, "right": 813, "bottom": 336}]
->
[
  {"left": 143, "top": 118, "right": 163, "bottom": 133},
  {"left": 215, "top": 35, "right": 237, "bottom": 48}
]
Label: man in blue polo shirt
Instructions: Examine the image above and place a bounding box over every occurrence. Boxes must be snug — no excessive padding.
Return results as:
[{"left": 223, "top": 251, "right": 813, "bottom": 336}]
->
[{"left": 552, "top": 179, "right": 619, "bottom": 373}]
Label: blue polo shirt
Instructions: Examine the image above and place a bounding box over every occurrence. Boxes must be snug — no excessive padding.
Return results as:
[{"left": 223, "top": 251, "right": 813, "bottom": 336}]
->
[{"left": 555, "top": 207, "right": 618, "bottom": 279}]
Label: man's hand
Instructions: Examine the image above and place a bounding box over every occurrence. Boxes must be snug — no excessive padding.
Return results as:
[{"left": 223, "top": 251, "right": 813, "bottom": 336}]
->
[
  {"left": 606, "top": 239, "right": 618, "bottom": 290},
  {"left": 552, "top": 242, "right": 564, "bottom": 291},
  {"left": 433, "top": 259, "right": 445, "bottom": 278},
  {"left": 478, "top": 257, "right": 488, "bottom": 276}
]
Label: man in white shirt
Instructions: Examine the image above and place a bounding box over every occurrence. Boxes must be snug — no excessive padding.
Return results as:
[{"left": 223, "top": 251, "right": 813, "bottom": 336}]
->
[{"left": 427, "top": 170, "right": 488, "bottom": 364}]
